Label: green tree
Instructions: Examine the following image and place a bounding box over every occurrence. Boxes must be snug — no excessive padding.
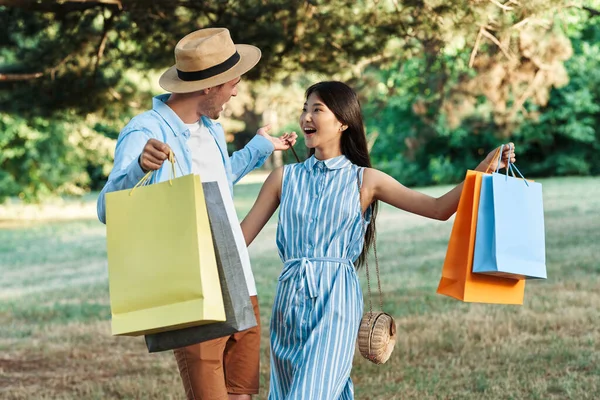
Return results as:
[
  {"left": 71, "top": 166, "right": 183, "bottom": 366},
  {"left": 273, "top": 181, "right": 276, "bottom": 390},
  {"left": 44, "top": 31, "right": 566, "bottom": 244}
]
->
[
  {"left": 513, "top": 16, "right": 600, "bottom": 177},
  {"left": 1, "top": 0, "right": 597, "bottom": 200},
  {"left": 357, "top": 3, "right": 600, "bottom": 185}
]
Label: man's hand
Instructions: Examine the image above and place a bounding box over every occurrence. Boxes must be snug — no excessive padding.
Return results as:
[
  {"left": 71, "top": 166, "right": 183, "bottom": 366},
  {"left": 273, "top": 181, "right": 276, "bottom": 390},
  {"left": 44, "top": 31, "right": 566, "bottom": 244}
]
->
[
  {"left": 139, "top": 139, "right": 172, "bottom": 173},
  {"left": 256, "top": 124, "right": 298, "bottom": 151}
]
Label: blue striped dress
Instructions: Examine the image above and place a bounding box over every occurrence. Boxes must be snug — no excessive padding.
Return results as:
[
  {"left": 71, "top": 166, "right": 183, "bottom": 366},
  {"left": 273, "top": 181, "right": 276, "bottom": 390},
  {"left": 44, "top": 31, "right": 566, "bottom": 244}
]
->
[{"left": 269, "top": 155, "right": 370, "bottom": 399}]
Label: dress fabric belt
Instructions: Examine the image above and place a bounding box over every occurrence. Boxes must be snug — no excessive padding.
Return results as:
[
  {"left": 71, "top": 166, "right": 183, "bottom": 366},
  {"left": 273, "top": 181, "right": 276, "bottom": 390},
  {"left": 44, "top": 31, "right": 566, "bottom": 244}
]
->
[{"left": 279, "top": 257, "right": 354, "bottom": 298}]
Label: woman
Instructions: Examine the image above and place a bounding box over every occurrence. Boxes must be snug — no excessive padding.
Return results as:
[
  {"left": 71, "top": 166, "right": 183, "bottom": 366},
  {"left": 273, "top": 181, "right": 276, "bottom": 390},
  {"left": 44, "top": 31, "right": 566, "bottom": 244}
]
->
[{"left": 241, "top": 81, "right": 515, "bottom": 399}]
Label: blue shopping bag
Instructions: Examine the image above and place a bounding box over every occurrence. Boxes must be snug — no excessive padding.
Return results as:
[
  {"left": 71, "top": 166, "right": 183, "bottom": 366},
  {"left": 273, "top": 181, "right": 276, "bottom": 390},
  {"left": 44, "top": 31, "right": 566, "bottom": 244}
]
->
[{"left": 473, "top": 156, "right": 547, "bottom": 280}]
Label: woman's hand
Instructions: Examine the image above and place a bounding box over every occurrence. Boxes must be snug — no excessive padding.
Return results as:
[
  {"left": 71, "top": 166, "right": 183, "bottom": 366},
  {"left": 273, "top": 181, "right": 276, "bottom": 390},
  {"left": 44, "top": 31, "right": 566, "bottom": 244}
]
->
[{"left": 477, "top": 142, "right": 516, "bottom": 173}]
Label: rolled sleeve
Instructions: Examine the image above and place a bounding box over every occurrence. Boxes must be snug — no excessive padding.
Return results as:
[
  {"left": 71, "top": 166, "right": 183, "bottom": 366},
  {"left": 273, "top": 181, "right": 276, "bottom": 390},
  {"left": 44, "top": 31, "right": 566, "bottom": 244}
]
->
[
  {"left": 120, "top": 155, "right": 147, "bottom": 188},
  {"left": 230, "top": 135, "right": 275, "bottom": 184},
  {"left": 245, "top": 135, "right": 275, "bottom": 157}
]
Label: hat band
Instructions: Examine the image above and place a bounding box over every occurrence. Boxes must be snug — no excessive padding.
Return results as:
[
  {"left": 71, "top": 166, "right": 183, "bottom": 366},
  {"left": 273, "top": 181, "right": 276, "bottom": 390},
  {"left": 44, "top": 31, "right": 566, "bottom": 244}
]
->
[{"left": 176, "top": 52, "right": 241, "bottom": 82}]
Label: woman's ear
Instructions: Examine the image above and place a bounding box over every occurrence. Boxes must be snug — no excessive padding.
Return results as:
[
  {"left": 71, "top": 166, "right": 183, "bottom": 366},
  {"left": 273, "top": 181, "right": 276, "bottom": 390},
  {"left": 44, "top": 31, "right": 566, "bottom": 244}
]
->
[{"left": 341, "top": 124, "right": 348, "bottom": 131}]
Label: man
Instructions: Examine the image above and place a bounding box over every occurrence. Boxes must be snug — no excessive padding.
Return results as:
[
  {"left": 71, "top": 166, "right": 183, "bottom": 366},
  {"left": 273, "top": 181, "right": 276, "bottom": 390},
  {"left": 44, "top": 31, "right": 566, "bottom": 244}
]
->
[{"left": 97, "top": 28, "right": 297, "bottom": 400}]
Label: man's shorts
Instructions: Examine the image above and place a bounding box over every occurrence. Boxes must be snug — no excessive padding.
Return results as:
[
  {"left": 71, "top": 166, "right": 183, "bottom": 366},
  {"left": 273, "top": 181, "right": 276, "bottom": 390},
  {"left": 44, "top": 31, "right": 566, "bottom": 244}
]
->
[{"left": 173, "top": 296, "right": 261, "bottom": 400}]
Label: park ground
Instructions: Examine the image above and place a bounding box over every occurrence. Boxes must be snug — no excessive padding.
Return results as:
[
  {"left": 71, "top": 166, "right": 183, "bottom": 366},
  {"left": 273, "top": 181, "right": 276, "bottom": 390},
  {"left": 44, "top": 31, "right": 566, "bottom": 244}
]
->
[{"left": 1, "top": 176, "right": 599, "bottom": 399}]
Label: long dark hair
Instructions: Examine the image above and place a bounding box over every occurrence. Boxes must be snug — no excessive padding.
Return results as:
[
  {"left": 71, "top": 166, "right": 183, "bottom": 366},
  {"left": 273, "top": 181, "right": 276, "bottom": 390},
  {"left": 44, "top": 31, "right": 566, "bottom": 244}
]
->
[{"left": 305, "top": 81, "right": 378, "bottom": 269}]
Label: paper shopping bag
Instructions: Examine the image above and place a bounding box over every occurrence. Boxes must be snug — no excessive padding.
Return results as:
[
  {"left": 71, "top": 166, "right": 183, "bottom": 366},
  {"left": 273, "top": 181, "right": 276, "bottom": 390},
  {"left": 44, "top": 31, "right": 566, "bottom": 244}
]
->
[
  {"left": 436, "top": 170, "right": 525, "bottom": 304},
  {"left": 473, "top": 170, "right": 547, "bottom": 280},
  {"left": 106, "top": 174, "right": 226, "bottom": 336},
  {"left": 145, "top": 181, "right": 257, "bottom": 352}
]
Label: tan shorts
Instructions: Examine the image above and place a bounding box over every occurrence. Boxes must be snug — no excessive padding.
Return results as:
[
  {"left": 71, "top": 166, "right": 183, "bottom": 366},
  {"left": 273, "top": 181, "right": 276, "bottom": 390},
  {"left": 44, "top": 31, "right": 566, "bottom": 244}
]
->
[{"left": 173, "top": 296, "right": 261, "bottom": 400}]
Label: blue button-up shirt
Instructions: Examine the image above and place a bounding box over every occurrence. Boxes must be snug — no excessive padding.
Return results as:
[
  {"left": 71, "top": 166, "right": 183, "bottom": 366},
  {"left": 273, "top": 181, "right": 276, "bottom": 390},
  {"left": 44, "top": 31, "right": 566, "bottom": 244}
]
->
[{"left": 97, "top": 94, "right": 274, "bottom": 223}]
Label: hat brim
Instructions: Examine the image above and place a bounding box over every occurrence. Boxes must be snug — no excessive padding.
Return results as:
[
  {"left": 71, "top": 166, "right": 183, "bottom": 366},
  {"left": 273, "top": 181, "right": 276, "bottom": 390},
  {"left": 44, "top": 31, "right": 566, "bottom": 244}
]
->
[{"left": 159, "top": 44, "right": 261, "bottom": 94}]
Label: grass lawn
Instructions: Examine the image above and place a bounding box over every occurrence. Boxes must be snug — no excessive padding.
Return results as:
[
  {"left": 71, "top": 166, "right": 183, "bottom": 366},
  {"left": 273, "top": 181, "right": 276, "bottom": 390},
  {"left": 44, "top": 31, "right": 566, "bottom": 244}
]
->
[{"left": 1, "top": 176, "right": 599, "bottom": 399}]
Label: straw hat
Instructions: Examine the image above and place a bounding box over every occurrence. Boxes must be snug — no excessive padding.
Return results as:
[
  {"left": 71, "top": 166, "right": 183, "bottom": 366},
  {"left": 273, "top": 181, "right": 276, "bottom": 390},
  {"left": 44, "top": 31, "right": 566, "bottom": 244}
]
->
[{"left": 159, "top": 28, "right": 261, "bottom": 93}]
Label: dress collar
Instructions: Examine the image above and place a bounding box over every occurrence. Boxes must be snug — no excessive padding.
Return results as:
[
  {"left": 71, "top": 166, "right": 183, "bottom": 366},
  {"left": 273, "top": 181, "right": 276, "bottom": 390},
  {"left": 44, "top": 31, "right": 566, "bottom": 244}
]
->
[{"left": 303, "top": 154, "right": 352, "bottom": 171}]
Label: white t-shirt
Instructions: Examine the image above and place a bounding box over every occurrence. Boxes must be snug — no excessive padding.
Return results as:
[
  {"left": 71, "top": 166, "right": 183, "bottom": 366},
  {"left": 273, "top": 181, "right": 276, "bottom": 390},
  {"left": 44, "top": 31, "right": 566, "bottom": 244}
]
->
[{"left": 186, "top": 120, "right": 257, "bottom": 296}]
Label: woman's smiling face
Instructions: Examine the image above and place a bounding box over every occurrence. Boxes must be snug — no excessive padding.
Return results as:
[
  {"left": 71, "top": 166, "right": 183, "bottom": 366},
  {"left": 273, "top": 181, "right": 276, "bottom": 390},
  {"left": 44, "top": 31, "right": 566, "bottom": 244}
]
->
[{"left": 299, "top": 92, "right": 346, "bottom": 150}]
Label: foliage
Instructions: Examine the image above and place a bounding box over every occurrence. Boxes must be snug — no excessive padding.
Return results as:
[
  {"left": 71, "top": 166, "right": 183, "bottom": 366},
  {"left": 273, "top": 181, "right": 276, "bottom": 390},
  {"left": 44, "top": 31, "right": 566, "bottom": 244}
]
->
[
  {"left": 359, "top": 5, "right": 600, "bottom": 185},
  {"left": 0, "top": 0, "right": 407, "bottom": 200},
  {"left": 0, "top": 112, "right": 115, "bottom": 202},
  {"left": 513, "top": 23, "right": 600, "bottom": 177},
  {"left": 0, "top": 1, "right": 599, "bottom": 199}
]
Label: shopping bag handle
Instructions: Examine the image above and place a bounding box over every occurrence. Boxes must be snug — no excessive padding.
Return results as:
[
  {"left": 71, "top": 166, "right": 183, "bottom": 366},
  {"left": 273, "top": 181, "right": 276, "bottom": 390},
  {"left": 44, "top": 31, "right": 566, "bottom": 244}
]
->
[
  {"left": 495, "top": 144, "right": 529, "bottom": 187},
  {"left": 129, "top": 151, "right": 177, "bottom": 196},
  {"left": 484, "top": 146, "right": 502, "bottom": 174},
  {"left": 507, "top": 163, "right": 529, "bottom": 186}
]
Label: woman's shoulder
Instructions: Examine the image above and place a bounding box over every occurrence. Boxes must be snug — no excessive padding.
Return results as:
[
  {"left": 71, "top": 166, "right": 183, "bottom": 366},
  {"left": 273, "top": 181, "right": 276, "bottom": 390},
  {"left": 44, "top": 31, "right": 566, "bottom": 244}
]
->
[
  {"left": 359, "top": 167, "right": 389, "bottom": 188},
  {"left": 351, "top": 165, "right": 378, "bottom": 176},
  {"left": 278, "top": 162, "right": 305, "bottom": 183},
  {"left": 360, "top": 166, "right": 385, "bottom": 176},
  {"left": 284, "top": 161, "right": 309, "bottom": 174}
]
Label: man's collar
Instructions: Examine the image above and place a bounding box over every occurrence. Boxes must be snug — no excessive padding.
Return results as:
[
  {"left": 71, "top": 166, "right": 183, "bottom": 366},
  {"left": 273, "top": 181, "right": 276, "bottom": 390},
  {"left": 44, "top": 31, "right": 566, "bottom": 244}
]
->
[{"left": 152, "top": 94, "right": 191, "bottom": 137}]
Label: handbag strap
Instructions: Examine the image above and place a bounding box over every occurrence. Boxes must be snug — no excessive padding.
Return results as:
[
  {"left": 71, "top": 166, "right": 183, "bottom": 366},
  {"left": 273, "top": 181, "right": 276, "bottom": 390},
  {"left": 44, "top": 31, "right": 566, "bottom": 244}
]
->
[{"left": 356, "top": 168, "right": 383, "bottom": 314}]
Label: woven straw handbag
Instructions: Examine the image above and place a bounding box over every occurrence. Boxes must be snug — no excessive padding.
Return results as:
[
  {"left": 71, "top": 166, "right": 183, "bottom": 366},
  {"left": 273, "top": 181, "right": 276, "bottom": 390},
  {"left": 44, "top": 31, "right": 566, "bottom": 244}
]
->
[{"left": 356, "top": 170, "right": 397, "bottom": 365}]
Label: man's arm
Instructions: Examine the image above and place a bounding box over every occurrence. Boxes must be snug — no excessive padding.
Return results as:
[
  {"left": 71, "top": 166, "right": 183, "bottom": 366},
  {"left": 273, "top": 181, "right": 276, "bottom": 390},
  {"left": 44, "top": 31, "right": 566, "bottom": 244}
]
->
[
  {"left": 97, "top": 128, "right": 153, "bottom": 224},
  {"left": 230, "top": 134, "right": 274, "bottom": 184},
  {"left": 230, "top": 126, "right": 298, "bottom": 184}
]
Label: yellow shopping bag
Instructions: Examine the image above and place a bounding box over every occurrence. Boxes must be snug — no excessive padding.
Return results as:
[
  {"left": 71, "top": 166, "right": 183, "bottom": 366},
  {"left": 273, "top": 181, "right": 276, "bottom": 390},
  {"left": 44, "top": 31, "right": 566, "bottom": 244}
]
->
[{"left": 106, "top": 166, "right": 225, "bottom": 336}]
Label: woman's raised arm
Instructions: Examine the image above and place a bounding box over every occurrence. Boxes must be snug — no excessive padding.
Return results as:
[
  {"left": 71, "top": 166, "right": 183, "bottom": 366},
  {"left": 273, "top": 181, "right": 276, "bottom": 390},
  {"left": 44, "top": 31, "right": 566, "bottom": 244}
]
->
[
  {"left": 363, "top": 168, "right": 462, "bottom": 220},
  {"left": 363, "top": 144, "right": 515, "bottom": 221}
]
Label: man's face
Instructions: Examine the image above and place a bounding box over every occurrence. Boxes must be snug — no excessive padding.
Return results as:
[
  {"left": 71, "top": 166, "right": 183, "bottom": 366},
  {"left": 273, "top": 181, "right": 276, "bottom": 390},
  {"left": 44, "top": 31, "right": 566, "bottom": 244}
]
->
[{"left": 199, "top": 77, "right": 241, "bottom": 119}]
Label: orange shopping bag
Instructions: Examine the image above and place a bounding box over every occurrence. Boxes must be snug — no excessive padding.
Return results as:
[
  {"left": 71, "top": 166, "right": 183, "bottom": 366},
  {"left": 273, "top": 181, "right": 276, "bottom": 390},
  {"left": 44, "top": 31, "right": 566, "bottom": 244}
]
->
[{"left": 436, "top": 170, "right": 525, "bottom": 304}]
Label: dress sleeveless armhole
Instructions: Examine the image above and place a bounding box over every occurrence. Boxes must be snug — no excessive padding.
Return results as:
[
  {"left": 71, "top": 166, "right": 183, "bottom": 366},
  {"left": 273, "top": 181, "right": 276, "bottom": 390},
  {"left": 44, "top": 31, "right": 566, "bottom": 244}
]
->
[
  {"left": 358, "top": 167, "right": 373, "bottom": 224},
  {"left": 280, "top": 164, "right": 290, "bottom": 201}
]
